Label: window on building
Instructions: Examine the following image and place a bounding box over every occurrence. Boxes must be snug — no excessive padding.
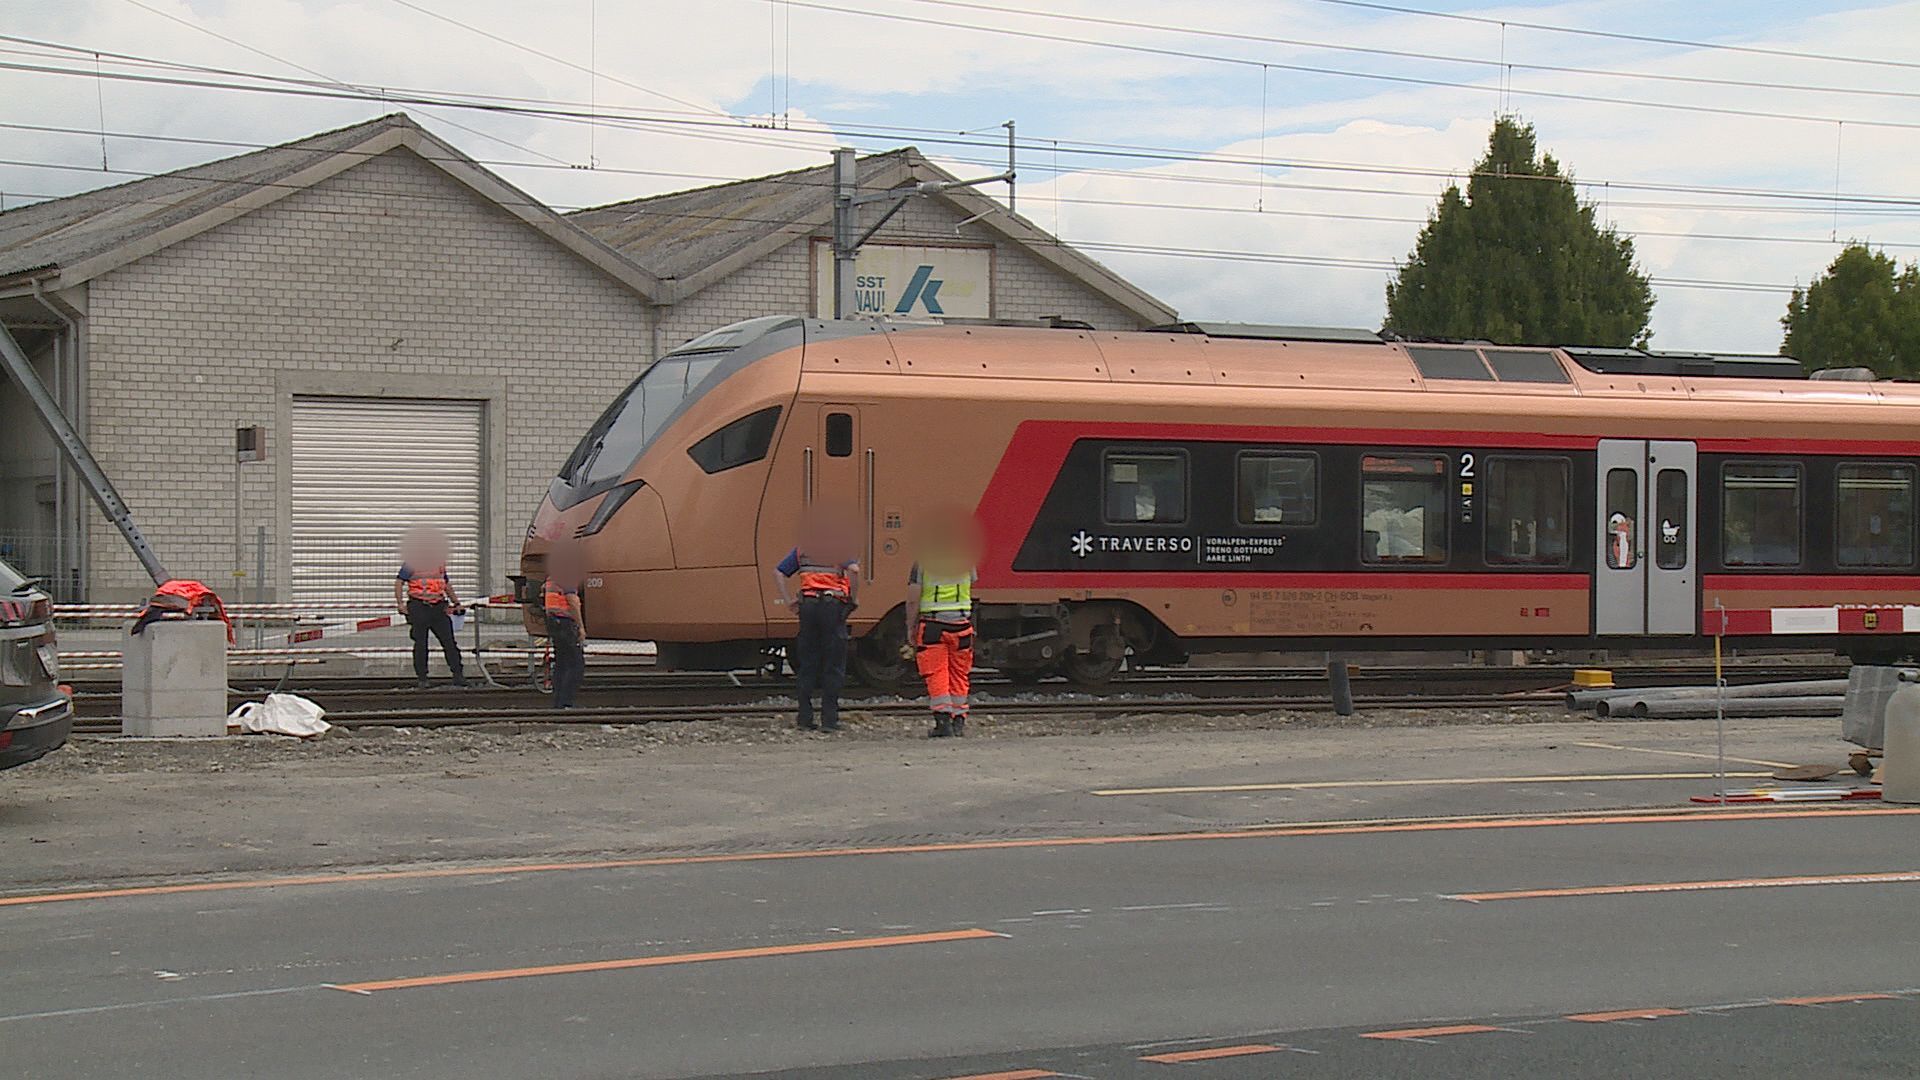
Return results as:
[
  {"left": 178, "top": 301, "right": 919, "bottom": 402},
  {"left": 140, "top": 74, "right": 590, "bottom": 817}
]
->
[
  {"left": 1485, "top": 457, "right": 1570, "bottom": 566},
  {"left": 825, "top": 412, "right": 854, "bottom": 457},
  {"left": 1655, "top": 469, "right": 1689, "bottom": 570},
  {"left": 1604, "top": 469, "right": 1638, "bottom": 569},
  {"left": 1836, "top": 463, "right": 1915, "bottom": 568},
  {"left": 1361, "top": 454, "right": 1448, "bottom": 563},
  {"left": 1236, "top": 452, "right": 1317, "bottom": 525},
  {"left": 1104, "top": 451, "right": 1186, "bottom": 524},
  {"left": 687, "top": 407, "right": 782, "bottom": 474},
  {"left": 1722, "top": 462, "right": 1802, "bottom": 567}
]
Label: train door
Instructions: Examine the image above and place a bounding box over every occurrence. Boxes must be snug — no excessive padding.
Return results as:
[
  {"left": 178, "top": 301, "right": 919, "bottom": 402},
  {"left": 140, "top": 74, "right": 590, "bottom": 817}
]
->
[
  {"left": 809, "top": 405, "right": 873, "bottom": 586},
  {"left": 1594, "top": 439, "right": 1697, "bottom": 636}
]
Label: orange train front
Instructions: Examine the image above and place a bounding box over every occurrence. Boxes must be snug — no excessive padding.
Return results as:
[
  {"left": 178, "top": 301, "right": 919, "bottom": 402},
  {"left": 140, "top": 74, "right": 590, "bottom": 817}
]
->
[{"left": 520, "top": 316, "right": 1920, "bottom": 686}]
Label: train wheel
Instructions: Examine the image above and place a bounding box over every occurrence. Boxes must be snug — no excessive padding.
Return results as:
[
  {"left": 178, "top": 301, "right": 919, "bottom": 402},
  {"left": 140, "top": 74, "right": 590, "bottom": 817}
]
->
[
  {"left": 850, "top": 640, "right": 917, "bottom": 693},
  {"left": 1061, "top": 650, "right": 1121, "bottom": 687}
]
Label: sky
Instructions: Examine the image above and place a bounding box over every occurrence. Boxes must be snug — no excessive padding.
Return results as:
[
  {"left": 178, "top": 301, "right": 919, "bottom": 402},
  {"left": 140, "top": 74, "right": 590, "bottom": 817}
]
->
[{"left": 4, "top": 0, "right": 1919, "bottom": 352}]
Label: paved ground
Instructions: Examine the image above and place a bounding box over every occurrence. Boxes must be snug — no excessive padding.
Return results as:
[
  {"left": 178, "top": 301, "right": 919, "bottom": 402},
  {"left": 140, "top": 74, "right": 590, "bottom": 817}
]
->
[{"left": 2, "top": 711, "right": 1912, "bottom": 1078}]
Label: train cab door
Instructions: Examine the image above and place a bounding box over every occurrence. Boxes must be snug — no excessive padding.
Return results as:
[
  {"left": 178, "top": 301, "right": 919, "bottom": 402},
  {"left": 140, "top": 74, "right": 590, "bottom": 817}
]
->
[
  {"left": 1594, "top": 439, "right": 1697, "bottom": 637},
  {"left": 808, "top": 405, "right": 873, "bottom": 588}
]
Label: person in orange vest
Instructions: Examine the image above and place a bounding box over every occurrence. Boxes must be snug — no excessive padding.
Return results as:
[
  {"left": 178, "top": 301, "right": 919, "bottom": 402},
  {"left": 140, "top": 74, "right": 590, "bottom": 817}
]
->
[
  {"left": 773, "top": 507, "right": 860, "bottom": 732},
  {"left": 543, "top": 543, "right": 587, "bottom": 710},
  {"left": 394, "top": 527, "right": 466, "bottom": 689},
  {"left": 904, "top": 508, "right": 982, "bottom": 737}
]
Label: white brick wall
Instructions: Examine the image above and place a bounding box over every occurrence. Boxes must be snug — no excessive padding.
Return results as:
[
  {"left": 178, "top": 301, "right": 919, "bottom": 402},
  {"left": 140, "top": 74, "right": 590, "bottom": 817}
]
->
[{"left": 85, "top": 149, "right": 653, "bottom": 601}]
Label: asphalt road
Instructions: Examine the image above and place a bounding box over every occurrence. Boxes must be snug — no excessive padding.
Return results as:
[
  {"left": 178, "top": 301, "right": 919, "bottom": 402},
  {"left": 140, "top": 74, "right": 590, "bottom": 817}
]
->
[{"left": 4, "top": 804, "right": 1916, "bottom": 1078}]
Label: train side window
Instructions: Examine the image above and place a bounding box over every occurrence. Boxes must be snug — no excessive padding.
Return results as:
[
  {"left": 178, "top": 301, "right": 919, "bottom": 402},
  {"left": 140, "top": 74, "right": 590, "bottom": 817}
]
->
[
  {"left": 1360, "top": 454, "right": 1448, "bottom": 564},
  {"left": 1482, "top": 349, "right": 1571, "bottom": 384},
  {"left": 824, "top": 412, "right": 854, "bottom": 457},
  {"left": 1655, "top": 469, "right": 1689, "bottom": 570},
  {"left": 1721, "top": 462, "right": 1802, "bottom": 567},
  {"left": 1836, "top": 463, "right": 1915, "bottom": 568},
  {"left": 687, "top": 406, "right": 782, "bottom": 474},
  {"left": 1236, "top": 452, "right": 1317, "bottom": 526},
  {"left": 1104, "top": 451, "right": 1187, "bottom": 524},
  {"left": 1604, "top": 469, "right": 1638, "bottom": 569},
  {"left": 1485, "top": 457, "right": 1570, "bottom": 566}
]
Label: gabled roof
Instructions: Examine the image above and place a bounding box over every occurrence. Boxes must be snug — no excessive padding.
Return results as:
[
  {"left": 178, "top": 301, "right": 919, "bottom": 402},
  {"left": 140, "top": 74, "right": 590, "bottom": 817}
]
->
[
  {"left": 570, "top": 147, "right": 1175, "bottom": 323},
  {"left": 0, "top": 113, "right": 664, "bottom": 300}
]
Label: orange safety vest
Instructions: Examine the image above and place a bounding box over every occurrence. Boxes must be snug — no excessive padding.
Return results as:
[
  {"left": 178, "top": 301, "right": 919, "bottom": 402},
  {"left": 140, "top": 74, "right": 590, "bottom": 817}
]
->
[
  {"left": 406, "top": 566, "right": 450, "bottom": 603},
  {"left": 543, "top": 579, "right": 577, "bottom": 619},
  {"left": 797, "top": 559, "right": 852, "bottom": 599}
]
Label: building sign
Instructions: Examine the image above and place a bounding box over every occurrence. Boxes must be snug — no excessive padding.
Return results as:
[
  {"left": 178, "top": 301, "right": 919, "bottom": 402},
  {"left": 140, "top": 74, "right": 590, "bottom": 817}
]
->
[{"left": 812, "top": 241, "right": 993, "bottom": 318}]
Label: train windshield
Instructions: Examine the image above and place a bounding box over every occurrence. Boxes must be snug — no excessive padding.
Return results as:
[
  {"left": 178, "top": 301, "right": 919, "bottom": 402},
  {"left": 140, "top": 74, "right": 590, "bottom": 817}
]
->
[
  {"left": 560, "top": 356, "right": 723, "bottom": 490},
  {"left": 554, "top": 317, "right": 804, "bottom": 504}
]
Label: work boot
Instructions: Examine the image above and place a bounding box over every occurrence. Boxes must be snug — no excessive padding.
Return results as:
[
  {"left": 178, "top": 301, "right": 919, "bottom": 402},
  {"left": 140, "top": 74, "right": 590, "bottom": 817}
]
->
[
  {"left": 451, "top": 674, "right": 469, "bottom": 688},
  {"left": 951, "top": 716, "right": 966, "bottom": 737},
  {"left": 797, "top": 715, "right": 817, "bottom": 731},
  {"left": 929, "top": 715, "right": 953, "bottom": 738},
  {"left": 415, "top": 677, "right": 431, "bottom": 690}
]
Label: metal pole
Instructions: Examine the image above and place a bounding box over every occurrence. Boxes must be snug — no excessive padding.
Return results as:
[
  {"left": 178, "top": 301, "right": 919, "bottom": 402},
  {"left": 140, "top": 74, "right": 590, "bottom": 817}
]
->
[
  {"left": 253, "top": 524, "right": 266, "bottom": 655},
  {"left": 1328, "top": 652, "right": 1353, "bottom": 717},
  {"left": 0, "top": 321, "right": 168, "bottom": 584},
  {"left": 831, "top": 146, "right": 857, "bottom": 319},
  {"left": 1715, "top": 599, "right": 1727, "bottom": 803},
  {"left": 1004, "top": 119, "right": 1016, "bottom": 215}
]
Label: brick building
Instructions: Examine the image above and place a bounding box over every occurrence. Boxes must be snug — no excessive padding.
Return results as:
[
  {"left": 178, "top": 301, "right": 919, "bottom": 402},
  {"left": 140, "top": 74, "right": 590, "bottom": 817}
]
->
[{"left": 0, "top": 113, "right": 1173, "bottom": 603}]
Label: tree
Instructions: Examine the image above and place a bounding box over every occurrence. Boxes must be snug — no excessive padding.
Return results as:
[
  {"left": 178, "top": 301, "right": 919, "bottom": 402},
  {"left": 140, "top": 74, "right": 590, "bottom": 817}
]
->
[
  {"left": 1781, "top": 245, "right": 1920, "bottom": 376},
  {"left": 1383, "top": 117, "right": 1653, "bottom": 347}
]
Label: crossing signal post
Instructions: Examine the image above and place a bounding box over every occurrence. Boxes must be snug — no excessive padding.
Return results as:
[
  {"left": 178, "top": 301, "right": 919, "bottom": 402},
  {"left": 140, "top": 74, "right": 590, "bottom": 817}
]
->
[{"left": 830, "top": 121, "right": 1017, "bottom": 319}]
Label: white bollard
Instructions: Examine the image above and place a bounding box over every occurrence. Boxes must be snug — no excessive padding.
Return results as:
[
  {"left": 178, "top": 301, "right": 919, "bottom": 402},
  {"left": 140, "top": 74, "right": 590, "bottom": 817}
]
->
[
  {"left": 121, "top": 620, "right": 228, "bottom": 736},
  {"left": 1882, "top": 671, "right": 1920, "bottom": 804}
]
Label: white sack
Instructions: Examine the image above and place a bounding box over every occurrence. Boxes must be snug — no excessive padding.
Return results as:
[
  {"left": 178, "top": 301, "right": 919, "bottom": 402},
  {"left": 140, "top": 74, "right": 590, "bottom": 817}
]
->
[{"left": 227, "top": 693, "right": 330, "bottom": 738}]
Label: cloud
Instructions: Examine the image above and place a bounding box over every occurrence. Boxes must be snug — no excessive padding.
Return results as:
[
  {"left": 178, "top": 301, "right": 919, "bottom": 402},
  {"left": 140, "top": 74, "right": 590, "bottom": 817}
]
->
[{"left": 4, "top": 0, "right": 1917, "bottom": 351}]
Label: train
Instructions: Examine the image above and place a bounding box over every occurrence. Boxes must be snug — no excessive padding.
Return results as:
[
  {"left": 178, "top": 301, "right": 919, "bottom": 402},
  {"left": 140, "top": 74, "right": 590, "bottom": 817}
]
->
[{"left": 516, "top": 315, "right": 1920, "bottom": 687}]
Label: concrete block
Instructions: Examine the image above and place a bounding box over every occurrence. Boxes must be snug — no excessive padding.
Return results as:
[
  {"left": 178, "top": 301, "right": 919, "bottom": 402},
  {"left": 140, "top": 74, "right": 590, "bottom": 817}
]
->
[{"left": 121, "top": 621, "right": 227, "bottom": 737}]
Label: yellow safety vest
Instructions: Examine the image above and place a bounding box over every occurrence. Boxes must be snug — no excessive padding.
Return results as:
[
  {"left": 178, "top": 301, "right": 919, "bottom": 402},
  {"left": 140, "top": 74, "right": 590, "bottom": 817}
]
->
[{"left": 918, "top": 570, "right": 972, "bottom": 614}]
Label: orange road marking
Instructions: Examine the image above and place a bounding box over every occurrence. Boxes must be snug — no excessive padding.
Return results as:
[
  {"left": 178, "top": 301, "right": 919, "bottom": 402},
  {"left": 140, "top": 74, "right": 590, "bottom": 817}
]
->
[
  {"left": 1451, "top": 869, "right": 1920, "bottom": 902},
  {"left": 5, "top": 806, "right": 1915, "bottom": 910},
  {"left": 1094, "top": 771, "right": 1772, "bottom": 796},
  {"left": 1566, "top": 1008, "right": 1687, "bottom": 1022},
  {"left": 1361, "top": 1024, "right": 1501, "bottom": 1040},
  {"left": 1774, "top": 993, "right": 1898, "bottom": 1006},
  {"left": 937, "top": 1071, "right": 1059, "bottom": 1080},
  {"left": 1140, "top": 1043, "right": 1285, "bottom": 1063},
  {"left": 329, "top": 927, "right": 1002, "bottom": 993}
]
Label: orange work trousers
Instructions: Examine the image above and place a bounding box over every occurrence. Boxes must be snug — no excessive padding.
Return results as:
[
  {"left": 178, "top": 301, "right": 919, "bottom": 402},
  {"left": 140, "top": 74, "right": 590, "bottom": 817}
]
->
[{"left": 914, "top": 618, "right": 974, "bottom": 718}]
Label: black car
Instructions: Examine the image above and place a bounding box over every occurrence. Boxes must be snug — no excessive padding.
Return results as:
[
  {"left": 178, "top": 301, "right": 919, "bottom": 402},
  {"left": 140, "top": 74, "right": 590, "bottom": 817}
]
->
[{"left": 0, "top": 560, "right": 70, "bottom": 771}]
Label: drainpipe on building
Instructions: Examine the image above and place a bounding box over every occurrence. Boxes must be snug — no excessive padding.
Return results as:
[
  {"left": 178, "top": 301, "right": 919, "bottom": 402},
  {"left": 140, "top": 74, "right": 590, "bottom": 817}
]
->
[{"left": 651, "top": 302, "right": 666, "bottom": 365}]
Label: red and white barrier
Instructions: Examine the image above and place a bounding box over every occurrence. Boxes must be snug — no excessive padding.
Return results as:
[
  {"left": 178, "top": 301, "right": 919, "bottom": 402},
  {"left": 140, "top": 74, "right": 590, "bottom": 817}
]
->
[
  {"left": 1691, "top": 787, "right": 1883, "bottom": 804},
  {"left": 1706, "top": 605, "right": 1920, "bottom": 636},
  {"left": 283, "top": 594, "right": 518, "bottom": 644}
]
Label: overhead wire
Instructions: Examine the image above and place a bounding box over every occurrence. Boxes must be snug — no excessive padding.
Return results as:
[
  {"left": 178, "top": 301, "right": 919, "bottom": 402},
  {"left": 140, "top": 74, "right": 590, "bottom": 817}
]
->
[
  {"left": 770, "top": 0, "right": 1920, "bottom": 131},
  {"left": 880, "top": 0, "right": 1920, "bottom": 101},
  {"left": 4, "top": 34, "right": 1918, "bottom": 214}
]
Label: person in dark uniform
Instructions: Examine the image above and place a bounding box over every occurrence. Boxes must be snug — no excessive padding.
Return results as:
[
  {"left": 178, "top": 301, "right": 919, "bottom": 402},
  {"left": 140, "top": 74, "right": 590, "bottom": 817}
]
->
[
  {"left": 773, "top": 510, "right": 860, "bottom": 732},
  {"left": 394, "top": 527, "right": 466, "bottom": 689},
  {"left": 542, "top": 544, "right": 587, "bottom": 710}
]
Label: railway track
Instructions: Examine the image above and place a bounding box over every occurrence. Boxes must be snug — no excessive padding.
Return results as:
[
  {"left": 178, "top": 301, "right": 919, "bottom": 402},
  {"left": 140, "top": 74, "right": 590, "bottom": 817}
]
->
[{"left": 68, "top": 658, "right": 1850, "bottom": 734}]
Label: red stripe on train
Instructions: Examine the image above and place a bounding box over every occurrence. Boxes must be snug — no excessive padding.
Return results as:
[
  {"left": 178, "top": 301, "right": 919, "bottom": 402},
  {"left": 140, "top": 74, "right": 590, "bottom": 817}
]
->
[{"left": 1704, "top": 574, "right": 1920, "bottom": 591}]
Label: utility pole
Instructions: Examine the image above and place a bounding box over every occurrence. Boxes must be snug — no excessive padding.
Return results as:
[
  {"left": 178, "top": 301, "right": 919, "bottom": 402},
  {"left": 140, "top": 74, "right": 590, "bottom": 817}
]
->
[{"left": 830, "top": 122, "right": 1019, "bottom": 319}]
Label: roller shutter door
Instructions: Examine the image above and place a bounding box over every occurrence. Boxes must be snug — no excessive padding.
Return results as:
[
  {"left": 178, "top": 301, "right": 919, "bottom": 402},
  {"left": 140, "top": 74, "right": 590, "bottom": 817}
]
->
[{"left": 289, "top": 397, "right": 484, "bottom": 606}]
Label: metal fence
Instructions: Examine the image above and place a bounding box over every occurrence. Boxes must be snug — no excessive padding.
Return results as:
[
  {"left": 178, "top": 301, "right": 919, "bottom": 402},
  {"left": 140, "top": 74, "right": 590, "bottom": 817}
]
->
[{"left": 0, "top": 533, "right": 81, "bottom": 601}]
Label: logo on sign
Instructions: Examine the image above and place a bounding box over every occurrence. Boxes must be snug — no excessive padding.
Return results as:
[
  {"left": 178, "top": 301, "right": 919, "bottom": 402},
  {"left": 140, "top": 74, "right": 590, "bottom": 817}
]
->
[
  {"left": 1070, "top": 531, "right": 1094, "bottom": 558},
  {"left": 894, "top": 265, "right": 944, "bottom": 315}
]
